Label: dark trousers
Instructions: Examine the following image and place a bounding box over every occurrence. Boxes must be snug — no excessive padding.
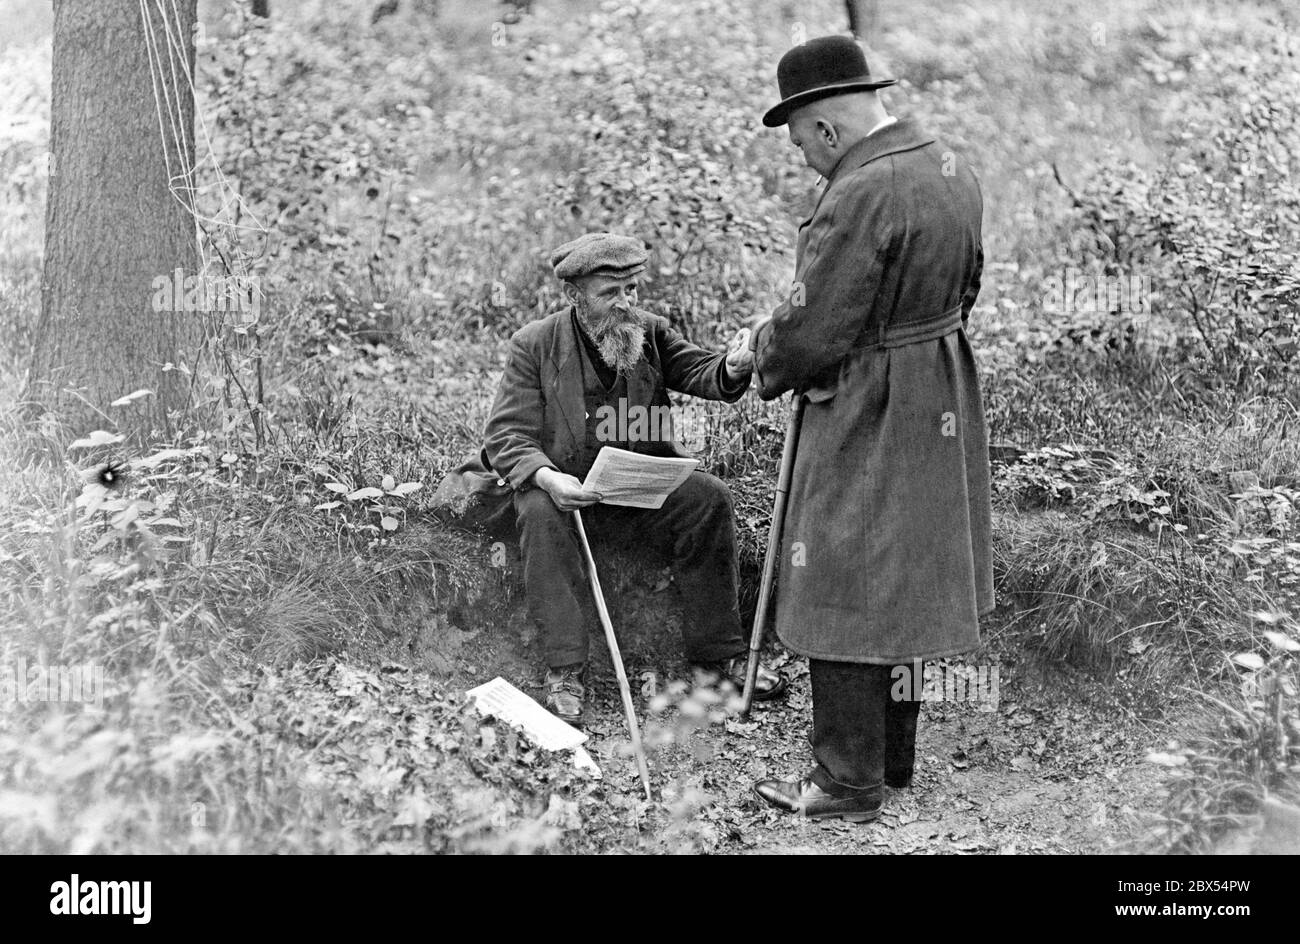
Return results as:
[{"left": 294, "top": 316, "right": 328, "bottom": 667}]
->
[
  {"left": 809, "top": 659, "right": 923, "bottom": 799},
  {"left": 514, "top": 470, "right": 746, "bottom": 668}
]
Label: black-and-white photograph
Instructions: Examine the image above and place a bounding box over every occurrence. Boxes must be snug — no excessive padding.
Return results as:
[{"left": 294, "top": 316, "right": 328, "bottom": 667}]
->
[{"left": 0, "top": 0, "right": 1296, "bottom": 872}]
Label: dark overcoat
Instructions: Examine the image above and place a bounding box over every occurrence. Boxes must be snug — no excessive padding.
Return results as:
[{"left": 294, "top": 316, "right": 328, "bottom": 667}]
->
[
  {"left": 433, "top": 309, "right": 743, "bottom": 525},
  {"left": 751, "top": 117, "right": 995, "bottom": 664}
]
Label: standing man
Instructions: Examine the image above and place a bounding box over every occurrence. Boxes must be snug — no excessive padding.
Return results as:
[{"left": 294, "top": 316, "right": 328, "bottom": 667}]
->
[
  {"left": 749, "top": 36, "right": 994, "bottom": 822},
  {"left": 436, "top": 233, "right": 787, "bottom": 726}
]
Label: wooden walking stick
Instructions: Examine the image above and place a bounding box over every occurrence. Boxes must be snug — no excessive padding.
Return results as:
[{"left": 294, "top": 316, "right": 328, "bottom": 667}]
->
[
  {"left": 741, "top": 395, "right": 806, "bottom": 717},
  {"left": 571, "top": 509, "right": 653, "bottom": 800}
]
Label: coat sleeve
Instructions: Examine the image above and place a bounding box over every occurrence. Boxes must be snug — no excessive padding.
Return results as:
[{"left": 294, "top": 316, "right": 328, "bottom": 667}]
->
[
  {"left": 751, "top": 175, "right": 895, "bottom": 400},
  {"left": 655, "top": 318, "right": 749, "bottom": 402},
  {"left": 482, "top": 331, "right": 557, "bottom": 490}
]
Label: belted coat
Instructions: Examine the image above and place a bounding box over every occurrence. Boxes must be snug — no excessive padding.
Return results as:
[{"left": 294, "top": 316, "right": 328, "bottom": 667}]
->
[{"left": 751, "top": 117, "right": 995, "bottom": 663}]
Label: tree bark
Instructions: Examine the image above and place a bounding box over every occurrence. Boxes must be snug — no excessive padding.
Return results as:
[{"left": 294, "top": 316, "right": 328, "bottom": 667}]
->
[
  {"left": 28, "top": 0, "right": 201, "bottom": 440},
  {"left": 845, "top": 0, "right": 877, "bottom": 40}
]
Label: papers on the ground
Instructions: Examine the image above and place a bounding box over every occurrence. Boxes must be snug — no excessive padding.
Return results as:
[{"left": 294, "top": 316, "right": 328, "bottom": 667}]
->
[
  {"left": 467, "top": 677, "right": 583, "bottom": 751},
  {"left": 580, "top": 446, "right": 698, "bottom": 509},
  {"left": 569, "top": 745, "right": 599, "bottom": 775},
  {"left": 466, "top": 676, "right": 601, "bottom": 777}
]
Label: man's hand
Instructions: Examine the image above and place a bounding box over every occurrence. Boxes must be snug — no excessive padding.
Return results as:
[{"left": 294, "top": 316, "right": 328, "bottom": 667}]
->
[
  {"left": 533, "top": 467, "right": 603, "bottom": 512},
  {"left": 725, "top": 327, "right": 754, "bottom": 380}
]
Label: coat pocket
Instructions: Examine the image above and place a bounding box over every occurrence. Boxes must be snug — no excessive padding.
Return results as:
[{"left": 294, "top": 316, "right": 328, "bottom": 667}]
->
[{"left": 801, "top": 349, "right": 859, "bottom": 403}]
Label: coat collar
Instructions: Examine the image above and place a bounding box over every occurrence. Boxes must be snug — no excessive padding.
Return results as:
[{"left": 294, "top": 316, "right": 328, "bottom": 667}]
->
[
  {"left": 547, "top": 307, "right": 578, "bottom": 374},
  {"left": 826, "top": 116, "right": 934, "bottom": 187},
  {"left": 543, "top": 308, "right": 583, "bottom": 445}
]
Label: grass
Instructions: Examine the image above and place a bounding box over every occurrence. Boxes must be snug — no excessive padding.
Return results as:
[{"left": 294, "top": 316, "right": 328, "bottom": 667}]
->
[{"left": 0, "top": 0, "right": 1297, "bottom": 853}]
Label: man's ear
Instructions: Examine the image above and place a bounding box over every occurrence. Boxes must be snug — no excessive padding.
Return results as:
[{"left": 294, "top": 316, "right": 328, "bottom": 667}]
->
[
  {"left": 817, "top": 117, "right": 837, "bottom": 148},
  {"left": 562, "top": 281, "right": 582, "bottom": 306}
]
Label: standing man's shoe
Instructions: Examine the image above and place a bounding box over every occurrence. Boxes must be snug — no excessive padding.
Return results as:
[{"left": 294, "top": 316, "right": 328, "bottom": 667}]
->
[
  {"left": 545, "top": 663, "right": 586, "bottom": 727},
  {"left": 753, "top": 776, "right": 883, "bottom": 822},
  {"left": 693, "top": 655, "right": 789, "bottom": 701}
]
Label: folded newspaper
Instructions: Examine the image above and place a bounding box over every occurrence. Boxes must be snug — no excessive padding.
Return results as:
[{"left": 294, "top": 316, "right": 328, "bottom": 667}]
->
[
  {"left": 580, "top": 446, "right": 698, "bottom": 509},
  {"left": 467, "top": 676, "right": 601, "bottom": 776}
]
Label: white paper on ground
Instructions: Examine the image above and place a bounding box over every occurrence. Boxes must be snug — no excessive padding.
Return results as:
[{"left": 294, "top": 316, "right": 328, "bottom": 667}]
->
[
  {"left": 571, "top": 746, "right": 600, "bottom": 775},
  {"left": 580, "top": 446, "right": 698, "bottom": 509},
  {"left": 467, "top": 676, "right": 602, "bottom": 777}
]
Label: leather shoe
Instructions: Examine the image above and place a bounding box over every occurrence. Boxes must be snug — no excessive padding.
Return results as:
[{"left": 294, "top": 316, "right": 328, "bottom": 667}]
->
[
  {"left": 693, "top": 655, "right": 789, "bottom": 701},
  {"left": 544, "top": 663, "right": 585, "bottom": 727},
  {"left": 753, "top": 776, "right": 883, "bottom": 823}
]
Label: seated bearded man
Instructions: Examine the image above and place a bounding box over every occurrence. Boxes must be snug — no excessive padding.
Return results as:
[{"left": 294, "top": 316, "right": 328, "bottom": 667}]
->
[{"left": 442, "top": 232, "right": 788, "bottom": 725}]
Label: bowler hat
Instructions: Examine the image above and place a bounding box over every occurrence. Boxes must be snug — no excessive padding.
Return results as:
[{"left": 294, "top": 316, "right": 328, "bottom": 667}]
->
[{"left": 762, "top": 35, "right": 896, "bottom": 128}]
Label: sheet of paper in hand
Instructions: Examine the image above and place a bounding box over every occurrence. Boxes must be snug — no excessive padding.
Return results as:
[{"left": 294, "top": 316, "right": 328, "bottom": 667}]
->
[{"left": 580, "top": 446, "right": 698, "bottom": 509}]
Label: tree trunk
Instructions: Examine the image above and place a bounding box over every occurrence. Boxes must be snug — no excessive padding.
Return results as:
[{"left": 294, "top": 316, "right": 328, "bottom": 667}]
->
[
  {"left": 845, "top": 0, "right": 877, "bottom": 40},
  {"left": 28, "top": 0, "right": 200, "bottom": 440}
]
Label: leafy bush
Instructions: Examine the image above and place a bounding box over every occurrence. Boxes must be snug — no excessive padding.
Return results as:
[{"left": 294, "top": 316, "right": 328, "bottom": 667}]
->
[{"left": 1048, "top": 28, "right": 1300, "bottom": 403}]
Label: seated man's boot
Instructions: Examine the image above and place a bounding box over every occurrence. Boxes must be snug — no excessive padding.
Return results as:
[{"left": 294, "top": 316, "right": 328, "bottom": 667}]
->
[
  {"left": 693, "top": 655, "right": 789, "bottom": 701},
  {"left": 753, "top": 776, "right": 883, "bottom": 823},
  {"left": 545, "top": 663, "right": 586, "bottom": 727}
]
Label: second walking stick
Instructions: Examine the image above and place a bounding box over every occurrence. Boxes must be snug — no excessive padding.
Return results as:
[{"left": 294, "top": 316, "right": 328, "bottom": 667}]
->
[{"left": 740, "top": 395, "right": 805, "bottom": 717}]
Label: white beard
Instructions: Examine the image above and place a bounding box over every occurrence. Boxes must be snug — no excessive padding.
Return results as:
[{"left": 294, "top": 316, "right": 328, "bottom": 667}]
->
[
  {"left": 578, "top": 300, "right": 646, "bottom": 373},
  {"left": 594, "top": 320, "right": 647, "bottom": 373}
]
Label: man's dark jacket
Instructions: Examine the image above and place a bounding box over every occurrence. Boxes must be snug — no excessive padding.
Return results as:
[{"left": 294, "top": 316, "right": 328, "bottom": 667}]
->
[
  {"left": 751, "top": 117, "right": 995, "bottom": 664},
  {"left": 433, "top": 309, "right": 744, "bottom": 525}
]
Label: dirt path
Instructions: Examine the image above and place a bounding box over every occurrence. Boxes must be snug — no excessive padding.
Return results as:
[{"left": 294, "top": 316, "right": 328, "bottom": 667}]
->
[{"left": 421, "top": 609, "right": 1173, "bottom": 854}]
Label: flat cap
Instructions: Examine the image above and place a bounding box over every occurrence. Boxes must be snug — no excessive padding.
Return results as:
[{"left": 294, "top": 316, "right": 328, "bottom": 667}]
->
[{"left": 551, "top": 232, "right": 648, "bottom": 281}]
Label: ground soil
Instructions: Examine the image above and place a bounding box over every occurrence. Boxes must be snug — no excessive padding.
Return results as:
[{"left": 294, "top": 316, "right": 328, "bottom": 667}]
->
[{"left": 407, "top": 599, "right": 1178, "bottom": 854}]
